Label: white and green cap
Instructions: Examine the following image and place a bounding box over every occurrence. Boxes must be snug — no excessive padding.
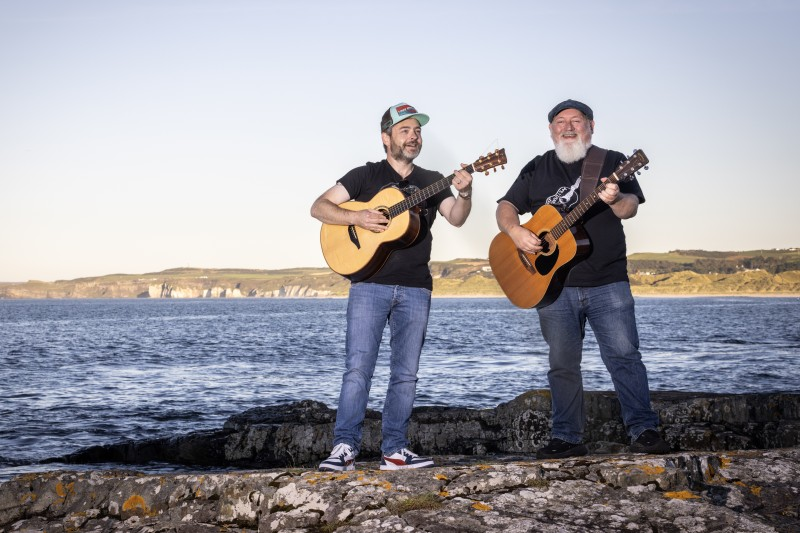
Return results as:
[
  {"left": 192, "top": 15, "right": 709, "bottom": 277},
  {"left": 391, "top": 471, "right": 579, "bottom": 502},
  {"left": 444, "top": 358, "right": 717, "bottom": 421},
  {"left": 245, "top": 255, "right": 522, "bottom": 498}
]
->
[{"left": 380, "top": 102, "right": 429, "bottom": 132}]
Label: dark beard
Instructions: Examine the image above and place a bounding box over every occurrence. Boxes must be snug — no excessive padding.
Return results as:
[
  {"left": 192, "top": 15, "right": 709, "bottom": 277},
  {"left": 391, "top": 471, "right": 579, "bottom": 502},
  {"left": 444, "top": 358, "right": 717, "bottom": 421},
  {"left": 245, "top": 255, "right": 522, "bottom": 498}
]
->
[{"left": 390, "top": 141, "right": 420, "bottom": 163}]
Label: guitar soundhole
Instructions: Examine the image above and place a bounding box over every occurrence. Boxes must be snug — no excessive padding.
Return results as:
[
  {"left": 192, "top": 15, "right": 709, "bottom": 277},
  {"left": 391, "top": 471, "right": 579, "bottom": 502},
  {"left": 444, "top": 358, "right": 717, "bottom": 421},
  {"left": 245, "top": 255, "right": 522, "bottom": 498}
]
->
[
  {"left": 538, "top": 233, "right": 551, "bottom": 255},
  {"left": 517, "top": 233, "right": 558, "bottom": 276},
  {"left": 373, "top": 206, "right": 391, "bottom": 232}
]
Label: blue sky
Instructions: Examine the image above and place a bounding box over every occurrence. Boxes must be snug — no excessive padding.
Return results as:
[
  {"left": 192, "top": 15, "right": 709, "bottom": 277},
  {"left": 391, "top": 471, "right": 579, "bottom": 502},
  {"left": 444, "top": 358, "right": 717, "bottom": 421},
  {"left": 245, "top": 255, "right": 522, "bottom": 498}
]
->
[{"left": 1, "top": 0, "right": 798, "bottom": 282}]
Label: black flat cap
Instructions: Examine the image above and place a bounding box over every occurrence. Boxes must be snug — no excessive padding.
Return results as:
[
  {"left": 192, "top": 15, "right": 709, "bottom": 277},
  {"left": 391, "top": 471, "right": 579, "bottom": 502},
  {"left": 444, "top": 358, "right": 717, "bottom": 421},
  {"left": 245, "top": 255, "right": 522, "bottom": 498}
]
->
[{"left": 548, "top": 99, "right": 593, "bottom": 122}]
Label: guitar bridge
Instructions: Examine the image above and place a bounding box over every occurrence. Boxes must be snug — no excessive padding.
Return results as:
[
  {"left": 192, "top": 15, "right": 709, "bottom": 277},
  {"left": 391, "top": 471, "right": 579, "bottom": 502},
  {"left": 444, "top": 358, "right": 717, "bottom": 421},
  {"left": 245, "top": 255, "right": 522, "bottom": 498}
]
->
[{"left": 347, "top": 225, "right": 361, "bottom": 249}]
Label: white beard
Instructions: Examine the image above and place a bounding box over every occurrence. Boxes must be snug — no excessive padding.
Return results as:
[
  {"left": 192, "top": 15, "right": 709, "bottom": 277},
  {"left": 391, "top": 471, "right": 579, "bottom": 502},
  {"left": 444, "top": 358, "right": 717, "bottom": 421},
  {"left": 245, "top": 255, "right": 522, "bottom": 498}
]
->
[{"left": 554, "top": 138, "right": 591, "bottom": 164}]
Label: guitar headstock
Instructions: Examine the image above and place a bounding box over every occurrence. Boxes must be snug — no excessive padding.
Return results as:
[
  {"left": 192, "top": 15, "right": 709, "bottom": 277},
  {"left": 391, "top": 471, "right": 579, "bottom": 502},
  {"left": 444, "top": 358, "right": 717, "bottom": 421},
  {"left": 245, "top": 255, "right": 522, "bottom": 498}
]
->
[
  {"left": 614, "top": 149, "right": 649, "bottom": 182},
  {"left": 473, "top": 148, "right": 507, "bottom": 175}
]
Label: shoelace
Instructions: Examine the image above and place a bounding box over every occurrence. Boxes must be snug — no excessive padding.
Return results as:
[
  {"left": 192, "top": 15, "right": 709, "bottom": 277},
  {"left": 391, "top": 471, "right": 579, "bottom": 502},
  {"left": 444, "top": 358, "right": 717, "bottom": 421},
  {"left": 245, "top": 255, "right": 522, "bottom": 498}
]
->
[
  {"left": 400, "top": 449, "right": 417, "bottom": 460},
  {"left": 332, "top": 444, "right": 351, "bottom": 460}
]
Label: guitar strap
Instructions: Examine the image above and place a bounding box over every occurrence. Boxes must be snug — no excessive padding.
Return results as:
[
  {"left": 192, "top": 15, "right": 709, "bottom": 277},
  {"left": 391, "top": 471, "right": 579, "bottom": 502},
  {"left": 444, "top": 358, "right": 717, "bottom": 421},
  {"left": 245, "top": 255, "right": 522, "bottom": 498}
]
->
[{"left": 580, "top": 145, "right": 607, "bottom": 203}]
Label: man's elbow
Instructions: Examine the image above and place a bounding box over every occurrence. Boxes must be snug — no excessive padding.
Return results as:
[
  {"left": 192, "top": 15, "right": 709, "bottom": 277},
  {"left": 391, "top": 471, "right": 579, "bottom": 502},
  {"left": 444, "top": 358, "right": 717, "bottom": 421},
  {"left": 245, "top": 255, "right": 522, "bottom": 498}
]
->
[{"left": 310, "top": 199, "right": 325, "bottom": 220}]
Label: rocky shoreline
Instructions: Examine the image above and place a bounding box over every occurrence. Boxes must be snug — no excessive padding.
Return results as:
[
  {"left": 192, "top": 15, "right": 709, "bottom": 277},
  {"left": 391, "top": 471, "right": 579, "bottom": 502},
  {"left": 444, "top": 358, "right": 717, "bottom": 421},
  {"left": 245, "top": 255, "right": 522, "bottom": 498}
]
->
[
  {"left": 2, "top": 449, "right": 799, "bottom": 532},
  {"left": 44, "top": 390, "right": 800, "bottom": 469},
  {"left": 2, "top": 390, "right": 799, "bottom": 532}
]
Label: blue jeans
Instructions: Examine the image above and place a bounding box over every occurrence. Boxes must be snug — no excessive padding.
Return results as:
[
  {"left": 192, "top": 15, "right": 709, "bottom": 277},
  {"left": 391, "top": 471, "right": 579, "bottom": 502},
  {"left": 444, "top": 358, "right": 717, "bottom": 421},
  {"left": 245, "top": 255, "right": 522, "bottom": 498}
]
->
[
  {"left": 537, "top": 281, "right": 659, "bottom": 443},
  {"left": 333, "top": 282, "right": 431, "bottom": 456}
]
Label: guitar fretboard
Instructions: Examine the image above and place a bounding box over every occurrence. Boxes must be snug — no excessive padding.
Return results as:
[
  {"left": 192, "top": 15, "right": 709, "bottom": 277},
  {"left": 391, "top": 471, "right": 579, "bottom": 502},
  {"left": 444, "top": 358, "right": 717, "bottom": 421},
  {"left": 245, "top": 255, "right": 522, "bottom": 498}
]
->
[
  {"left": 387, "top": 164, "right": 476, "bottom": 219},
  {"left": 550, "top": 174, "right": 622, "bottom": 240},
  {"left": 548, "top": 150, "right": 646, "bottom": 240}
]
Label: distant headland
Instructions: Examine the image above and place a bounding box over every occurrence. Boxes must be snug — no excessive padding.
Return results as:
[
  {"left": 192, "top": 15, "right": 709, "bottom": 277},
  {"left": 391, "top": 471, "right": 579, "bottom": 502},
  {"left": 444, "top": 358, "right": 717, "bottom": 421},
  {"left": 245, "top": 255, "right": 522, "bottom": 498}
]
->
[{"left": 1, "top": 249, "right": 798, "bottom": 299}]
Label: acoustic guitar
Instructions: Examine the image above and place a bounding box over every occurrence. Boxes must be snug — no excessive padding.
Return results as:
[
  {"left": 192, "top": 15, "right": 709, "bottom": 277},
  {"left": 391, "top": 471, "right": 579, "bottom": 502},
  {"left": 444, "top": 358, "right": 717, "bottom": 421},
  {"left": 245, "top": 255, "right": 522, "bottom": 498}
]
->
[
  {"left": 321, "top": 149, "right": 507, "bottom": 281},
  {"left": 489, "top": 149, "right": 649, "bottom": 309}
]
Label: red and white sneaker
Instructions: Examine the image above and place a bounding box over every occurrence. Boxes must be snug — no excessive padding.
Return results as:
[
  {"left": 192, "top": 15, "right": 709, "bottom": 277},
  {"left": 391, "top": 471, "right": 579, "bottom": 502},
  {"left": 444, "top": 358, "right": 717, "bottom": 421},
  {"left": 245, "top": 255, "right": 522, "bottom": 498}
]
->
[{"left": 379, "top": 448, "right": 434, "bottom": 470}]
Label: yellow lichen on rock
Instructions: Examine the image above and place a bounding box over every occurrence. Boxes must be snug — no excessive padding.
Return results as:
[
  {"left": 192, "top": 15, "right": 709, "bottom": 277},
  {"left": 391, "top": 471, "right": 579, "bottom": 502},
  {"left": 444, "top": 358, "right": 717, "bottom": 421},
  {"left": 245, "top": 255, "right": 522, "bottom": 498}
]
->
[
  {"left": 636, "top": 465, "right": 666, "bottom": 475},
  {"left": 122, "top": 494, "right": 152, "bottom": 516},
  {"left": 664, "top": 490, "right": 701, "bottom": 500}
]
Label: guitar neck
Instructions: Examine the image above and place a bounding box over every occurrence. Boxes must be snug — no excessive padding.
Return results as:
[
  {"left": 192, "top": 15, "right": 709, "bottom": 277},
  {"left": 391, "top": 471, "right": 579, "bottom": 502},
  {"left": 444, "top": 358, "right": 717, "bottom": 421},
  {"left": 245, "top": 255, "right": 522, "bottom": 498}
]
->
[
  {"left": 388, "top": 164, "right": 476, "bottom": 218},
  {"left": 551, "top": 173, "right": 622, "bottom": 240}
]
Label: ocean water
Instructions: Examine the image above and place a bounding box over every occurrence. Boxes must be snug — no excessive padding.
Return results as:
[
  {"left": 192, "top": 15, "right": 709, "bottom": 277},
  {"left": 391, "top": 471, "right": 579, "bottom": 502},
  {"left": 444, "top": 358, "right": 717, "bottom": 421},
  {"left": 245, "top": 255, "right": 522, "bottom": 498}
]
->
[{"left": 1, "top": 296, "right": 798, "bottom": 480}]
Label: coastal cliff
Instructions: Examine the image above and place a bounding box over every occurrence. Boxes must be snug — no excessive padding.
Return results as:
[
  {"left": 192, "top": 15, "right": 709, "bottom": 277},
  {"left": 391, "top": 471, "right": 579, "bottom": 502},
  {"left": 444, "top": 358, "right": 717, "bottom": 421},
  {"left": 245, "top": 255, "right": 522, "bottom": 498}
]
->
[
  {"left": 0, "top": 269, "right": 345, "bottom": 299},
  {"left": 2, "top": 390, "right": 798, "bottom": 532},
  {"left": 1, "top": 251, "right": 800, "bottom": 299}
]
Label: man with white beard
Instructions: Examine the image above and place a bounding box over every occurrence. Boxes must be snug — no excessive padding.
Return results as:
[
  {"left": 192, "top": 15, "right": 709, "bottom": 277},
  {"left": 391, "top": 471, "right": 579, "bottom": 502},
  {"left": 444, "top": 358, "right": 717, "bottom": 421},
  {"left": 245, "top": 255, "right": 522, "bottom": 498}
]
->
[{"left": 495, "top": 99, "right": 670, "bottom": 458}]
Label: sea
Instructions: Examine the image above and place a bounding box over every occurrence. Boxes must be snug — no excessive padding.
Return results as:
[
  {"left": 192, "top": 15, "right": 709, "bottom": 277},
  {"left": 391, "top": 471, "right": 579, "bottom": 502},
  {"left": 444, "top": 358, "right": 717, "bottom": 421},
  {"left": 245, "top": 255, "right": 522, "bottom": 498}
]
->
[{"left": 1, "top": 296, "right": 799, "bottom": 481}]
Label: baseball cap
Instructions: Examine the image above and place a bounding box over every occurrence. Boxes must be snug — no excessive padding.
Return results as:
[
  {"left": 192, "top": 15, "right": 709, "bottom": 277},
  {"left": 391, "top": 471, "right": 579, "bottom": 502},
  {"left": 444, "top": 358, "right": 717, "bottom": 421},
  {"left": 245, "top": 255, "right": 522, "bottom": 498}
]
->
[
  {"left": 548, "top": 99, "right": 593, "bottom": 123},
  {"left": 381, "top": 102, "right": 430, "bottom": 132}
]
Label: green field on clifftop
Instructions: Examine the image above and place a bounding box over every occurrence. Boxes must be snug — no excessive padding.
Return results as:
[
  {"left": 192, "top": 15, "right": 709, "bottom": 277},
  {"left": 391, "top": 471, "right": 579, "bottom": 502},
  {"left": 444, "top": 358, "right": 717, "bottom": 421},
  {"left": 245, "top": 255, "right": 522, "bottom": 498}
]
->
[{"left": 1, "top": 250, "right": 798, "bottom": 298}]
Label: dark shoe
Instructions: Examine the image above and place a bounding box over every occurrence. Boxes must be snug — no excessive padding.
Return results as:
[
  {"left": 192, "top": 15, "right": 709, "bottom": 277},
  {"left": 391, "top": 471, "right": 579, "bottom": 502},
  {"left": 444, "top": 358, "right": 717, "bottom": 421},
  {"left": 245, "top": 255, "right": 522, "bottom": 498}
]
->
[
  {"left": 630, "top": 429, "right": 671, "bottom": 454},
  {"left": 536, "top": 438, "right": 589, "bottom": 459}
]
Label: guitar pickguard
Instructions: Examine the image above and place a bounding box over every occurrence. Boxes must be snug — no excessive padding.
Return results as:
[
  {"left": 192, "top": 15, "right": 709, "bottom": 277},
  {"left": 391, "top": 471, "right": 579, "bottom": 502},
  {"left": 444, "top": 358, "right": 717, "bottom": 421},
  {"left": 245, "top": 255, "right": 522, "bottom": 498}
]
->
[
  {"left": 517, "top": 232, "right": 559, "bottom": 276},
  {"left": 517, "top": 244, "right": 560, "bottom": 276},
  {"left": 534, "top": 246, "right": 559, "bottom": 275}
]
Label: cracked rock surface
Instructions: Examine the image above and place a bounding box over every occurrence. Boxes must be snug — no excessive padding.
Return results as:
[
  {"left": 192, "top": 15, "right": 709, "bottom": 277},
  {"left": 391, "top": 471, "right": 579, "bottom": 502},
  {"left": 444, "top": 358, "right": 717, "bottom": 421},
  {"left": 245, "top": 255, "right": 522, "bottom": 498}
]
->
[{"left": 2, "top": 449, "right": 798, "bottom": 532}]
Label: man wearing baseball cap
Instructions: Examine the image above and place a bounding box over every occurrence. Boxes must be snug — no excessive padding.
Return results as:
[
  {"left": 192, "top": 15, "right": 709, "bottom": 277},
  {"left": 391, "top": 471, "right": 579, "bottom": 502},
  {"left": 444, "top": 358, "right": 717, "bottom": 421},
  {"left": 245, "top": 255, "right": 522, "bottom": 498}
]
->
[
  {"left": 495, "top": 99, "right": 671, "bottom": 458},
  {"left": 311, "top": 102, "right": 474, "bottom": 471}
]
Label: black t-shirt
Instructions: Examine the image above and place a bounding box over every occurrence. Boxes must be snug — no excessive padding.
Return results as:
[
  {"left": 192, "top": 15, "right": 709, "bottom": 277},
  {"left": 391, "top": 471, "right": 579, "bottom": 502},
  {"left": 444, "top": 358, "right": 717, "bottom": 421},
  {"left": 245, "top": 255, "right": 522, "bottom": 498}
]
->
[
  {"left": 499, "top": 148, "right": 645, "bottom": 287},
  {"left": 338, "top": 160, "right": 453, "bottom": 289}
]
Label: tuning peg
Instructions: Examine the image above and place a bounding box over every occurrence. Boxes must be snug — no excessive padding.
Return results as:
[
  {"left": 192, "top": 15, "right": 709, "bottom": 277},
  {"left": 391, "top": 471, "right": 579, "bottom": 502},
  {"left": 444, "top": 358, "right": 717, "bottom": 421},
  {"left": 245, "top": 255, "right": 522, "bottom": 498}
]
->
[{"left": 644, "top": 165, "right": 649, "bottom": 170}]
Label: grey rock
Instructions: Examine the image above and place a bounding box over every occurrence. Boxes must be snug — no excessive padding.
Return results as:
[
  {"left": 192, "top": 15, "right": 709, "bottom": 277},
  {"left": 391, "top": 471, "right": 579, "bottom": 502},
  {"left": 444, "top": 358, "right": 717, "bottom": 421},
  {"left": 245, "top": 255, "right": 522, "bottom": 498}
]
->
[
  {"left": 50, "top": 391, "right": 800, "bottom": 469},
  {"left": 2, "top": 449, "right": 798, "bottom": 532}
]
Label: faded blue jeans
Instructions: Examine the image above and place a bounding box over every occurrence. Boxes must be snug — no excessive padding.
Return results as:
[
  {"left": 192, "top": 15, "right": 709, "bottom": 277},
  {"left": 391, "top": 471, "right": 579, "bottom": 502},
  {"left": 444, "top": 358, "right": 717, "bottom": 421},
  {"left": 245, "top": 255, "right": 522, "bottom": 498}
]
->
[
  {"left": 537, "top": 281, "right": 659, "bottom": 444},
  {"left": 333, "top": 282, "right": 431, "bottom": 456}
]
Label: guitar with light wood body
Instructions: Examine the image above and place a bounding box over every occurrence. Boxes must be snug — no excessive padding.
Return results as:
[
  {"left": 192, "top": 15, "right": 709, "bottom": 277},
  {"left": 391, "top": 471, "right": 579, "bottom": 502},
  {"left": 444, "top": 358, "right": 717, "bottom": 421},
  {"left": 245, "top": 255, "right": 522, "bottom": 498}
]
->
[
  {"left": 489, "top": 149, "right": 649, "bottom": 308},
  {"left": 321, "top": 149, "right": 507, "bottom": 281}
]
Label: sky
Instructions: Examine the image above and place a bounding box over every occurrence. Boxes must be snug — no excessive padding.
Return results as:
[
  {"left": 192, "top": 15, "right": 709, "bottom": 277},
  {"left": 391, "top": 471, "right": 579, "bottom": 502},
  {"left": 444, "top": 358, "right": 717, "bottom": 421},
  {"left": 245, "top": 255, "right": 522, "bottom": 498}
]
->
[{"left": 1, "top": 0, "right": 798, "bottom": 282}]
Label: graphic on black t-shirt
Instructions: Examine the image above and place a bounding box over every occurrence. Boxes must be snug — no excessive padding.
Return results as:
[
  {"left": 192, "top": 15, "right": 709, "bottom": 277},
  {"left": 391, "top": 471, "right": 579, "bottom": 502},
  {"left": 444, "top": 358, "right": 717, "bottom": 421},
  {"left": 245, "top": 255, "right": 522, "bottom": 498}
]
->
[
  {"left": 545, "top": 176, "right": 581, "bottom": 213},
  {"left": 395, "top": 180, "right": 428, "bottom": 215}
]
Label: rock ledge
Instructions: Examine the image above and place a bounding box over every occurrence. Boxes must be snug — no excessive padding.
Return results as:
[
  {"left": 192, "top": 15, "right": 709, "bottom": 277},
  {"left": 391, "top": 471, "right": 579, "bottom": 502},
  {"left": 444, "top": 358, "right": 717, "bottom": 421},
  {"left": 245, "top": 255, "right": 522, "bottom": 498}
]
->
[{"left": 2, "top": 449, "right": 798, "bottom": 532}]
